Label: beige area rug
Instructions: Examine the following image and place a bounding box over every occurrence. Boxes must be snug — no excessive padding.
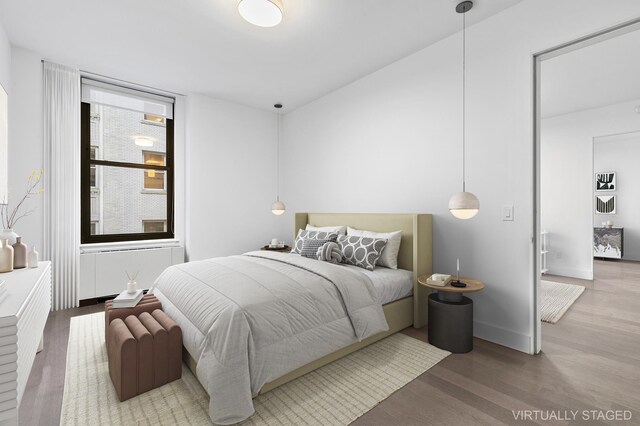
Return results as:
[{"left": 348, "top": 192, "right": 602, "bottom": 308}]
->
[
  {"left": 60, "top": 313, "right": 449, "bottom": 425},
  {"left": 541, "top": 280, "right": 585, "bottom": 324}
]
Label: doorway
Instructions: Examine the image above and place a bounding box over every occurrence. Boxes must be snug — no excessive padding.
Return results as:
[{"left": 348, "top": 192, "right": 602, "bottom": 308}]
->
[{"left": 533, "top": 20, "right": 640, "bottom": 353}]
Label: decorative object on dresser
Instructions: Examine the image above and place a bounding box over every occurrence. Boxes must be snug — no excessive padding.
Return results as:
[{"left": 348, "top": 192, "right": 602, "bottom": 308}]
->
[
  {"left": 0, "top": 239, "right": 13, "bottom": 273},
  {"left": 125, "top": 270, "right": 139, "bottom": 294},
  {"left": 0, "top": 170, "right": 45, "bottom": 246},
  {"left": 0, "top": 262, "right": 52, "bottom": 424},
  {"left": 28, "top": 246, "right": 39, "bottom": 268},
  {"left": 107, "top": 309, "right": 182, "bottom": 402},
  {"left": 0, "top": 229, "right": 17, "bottom": 246},
  {"left": 12, "top": 236, "right": 27, "bottom": 269},
  {"left": 595, "top": 171, "right": 616, "bottom": 191},
  {"left": 418, "top": 274, "right": 484, "bottom": 353},
  {"left": 594, "top": 227, "right": 624, "bottom": 259},
  {"left": 448, "top": 1, "right": 480, "bottom": 220}
]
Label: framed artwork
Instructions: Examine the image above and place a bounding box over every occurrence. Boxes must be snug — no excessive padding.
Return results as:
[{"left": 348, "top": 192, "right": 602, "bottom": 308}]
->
[
  {"left": 0, "top": 83, "right": 7, "bottom": 204},
  {"left": 595, "top": 172, "right": 616, "bottom": 191},
  {"left": 595, "top": 195, "right": 616, "bottom": 215}
]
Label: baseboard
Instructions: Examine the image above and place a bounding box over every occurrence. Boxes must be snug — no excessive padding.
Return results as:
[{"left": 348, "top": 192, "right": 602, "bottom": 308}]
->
[
  {"left": 474, "top": 321, "right": 533, "bottom": 354},
  {"left": 545, "top": 266, "right": 593, "bottom": 280}
]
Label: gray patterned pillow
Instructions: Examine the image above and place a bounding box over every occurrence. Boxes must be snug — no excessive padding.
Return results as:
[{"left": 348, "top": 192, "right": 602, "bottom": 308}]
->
[
  {"left": 300, "top": 239, "right": 331, "bottom": 259},
  {"left": 292, "top": 230, "right": 338, "bottom": 254},
  {"left": 337, "top": 235, "right": 388, "bottom": 271}
]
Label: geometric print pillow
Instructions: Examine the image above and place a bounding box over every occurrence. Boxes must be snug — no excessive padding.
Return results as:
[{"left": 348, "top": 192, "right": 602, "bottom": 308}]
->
[
  {"left": 292, "top": 230, "right": 339, "bottom": 254},
  {"left": 337, "top": 235, "right": 388, "bottom": 271}
]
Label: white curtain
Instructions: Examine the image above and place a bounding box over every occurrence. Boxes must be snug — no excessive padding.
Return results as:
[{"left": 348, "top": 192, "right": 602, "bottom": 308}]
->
[{"left": 43, "top": 62, "right": 81, "bottom": 311}]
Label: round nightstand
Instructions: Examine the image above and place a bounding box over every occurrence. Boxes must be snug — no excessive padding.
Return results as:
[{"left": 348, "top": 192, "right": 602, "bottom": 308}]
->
[
  {"left": 418, "top": 275, "right": 485, "bottom": 354},
  {"left": 260, "top": 245, "right": 291, "bottom": 253}
]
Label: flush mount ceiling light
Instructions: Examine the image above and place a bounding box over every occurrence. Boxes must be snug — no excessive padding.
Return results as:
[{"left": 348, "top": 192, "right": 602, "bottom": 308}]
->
[
  {"left": 134, "top": 136, "right": 154, "bottom": 147},
  {"left": 238, "top": 0, "right": 283, "bottom": 27},
  {"left": 448, "top": 1, "right": 480, "bottom": 220},
  {"left": 271, "top": 103, "right": 286, "bottom": 215}
]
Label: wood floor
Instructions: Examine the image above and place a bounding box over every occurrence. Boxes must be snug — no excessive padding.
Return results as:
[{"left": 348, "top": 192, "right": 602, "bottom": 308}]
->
[{"left": 20, "top": 260, "right": 640, "bottom": 425}]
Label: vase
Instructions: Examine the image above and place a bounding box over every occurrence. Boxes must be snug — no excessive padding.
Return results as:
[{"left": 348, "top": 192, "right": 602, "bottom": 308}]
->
[
  {"left": 12, "top": 237, "right": 27, "bottom": 269},
  {"left": 28, "top": 246, "right": 39, "bottom": 268},
  {"left": 0, "top": 229, "right": 18, "bottom": 246},
  {"left": 0, "top": 240, "right": 13, "bottom": 273}
]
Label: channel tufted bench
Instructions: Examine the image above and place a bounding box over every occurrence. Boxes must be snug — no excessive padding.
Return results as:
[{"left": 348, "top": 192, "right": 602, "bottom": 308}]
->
[
  {"left": 105, "top": 293, "right": 162, "bottom": 342},
  {"left": 107, "top": 308, "right": 182, "bottom": 402}
]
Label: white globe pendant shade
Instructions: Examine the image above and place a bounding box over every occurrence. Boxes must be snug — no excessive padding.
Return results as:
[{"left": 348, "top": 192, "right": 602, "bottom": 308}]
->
[
  {"left": 271, "top": 199, "right": 286, "bottom": 215},
  {"left": 448, "top": 191, "right": 479, "bottom": 220},
  {"left": 238, "top": 0, "right": 283, "bottom": 27}
]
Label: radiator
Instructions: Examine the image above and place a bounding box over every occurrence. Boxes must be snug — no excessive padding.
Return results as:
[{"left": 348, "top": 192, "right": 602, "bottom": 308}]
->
[{"left": 79, "top": 246, "right": 184, "bottom": 300}]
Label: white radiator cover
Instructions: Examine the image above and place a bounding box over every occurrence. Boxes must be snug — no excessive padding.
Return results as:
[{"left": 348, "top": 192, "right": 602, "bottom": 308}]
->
[{"left": 79, "top": 246, "right": 184, "bottom": 300}]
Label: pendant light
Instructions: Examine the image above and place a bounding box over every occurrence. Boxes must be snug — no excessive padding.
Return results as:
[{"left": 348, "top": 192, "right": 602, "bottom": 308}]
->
[
  {"left": 271, "top": 103, "right": 286, "bottom": 215},
  {"left": 238, "top": 0, "right": 283, "bottom": 28},
  {"left": 448, "top": 1, "right": 480, "bottom": 220}
]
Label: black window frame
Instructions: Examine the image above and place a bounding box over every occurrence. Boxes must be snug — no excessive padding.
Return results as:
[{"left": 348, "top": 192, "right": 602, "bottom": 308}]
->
[{"left": 81, "top": 102, "right": 175, "bottom": 244}]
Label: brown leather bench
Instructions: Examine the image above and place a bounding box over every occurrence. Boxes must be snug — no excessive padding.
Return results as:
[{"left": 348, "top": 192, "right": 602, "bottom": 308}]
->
[
  {"left": 107, "top": 308, "right": 182, "bottom": 402},
  {"left": 104, "top": 294, "right": 162, "bottom": 342}
]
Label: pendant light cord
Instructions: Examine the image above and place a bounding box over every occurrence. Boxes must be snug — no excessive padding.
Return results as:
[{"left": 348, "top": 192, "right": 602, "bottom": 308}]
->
[
  {"left": 276, "top": 110, "right": 280, "bottom": 201},
  {"left": 462, "top": 9, "right": 466, "bottom": 193}
]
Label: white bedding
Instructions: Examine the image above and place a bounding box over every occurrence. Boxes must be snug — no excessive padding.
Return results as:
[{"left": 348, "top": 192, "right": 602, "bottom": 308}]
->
[
  {"left": 151, "top": 251, "right": 388, "bottom": 425},
  {"left": 344, "top": 265, "right": 414, "bottom": 304}
]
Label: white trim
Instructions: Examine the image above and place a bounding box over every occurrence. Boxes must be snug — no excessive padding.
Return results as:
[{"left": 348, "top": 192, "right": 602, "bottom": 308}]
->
[
  {"left": 474, "top": 321, "right": 533, "bottom": 355},
  {"left": 80, "top": 239, "right": 181, "bottom": 254},
  {"left": 546, "top": 267, "right": 593, "bottom": 281}
]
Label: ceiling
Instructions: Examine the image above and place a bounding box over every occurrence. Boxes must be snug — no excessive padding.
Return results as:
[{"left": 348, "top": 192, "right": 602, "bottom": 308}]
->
[
  {"left": 541, "top": 28, "right": 640, "bottom": 118},
  {"left": 0, "top": 0, "right": 522, "bottom": 111}
]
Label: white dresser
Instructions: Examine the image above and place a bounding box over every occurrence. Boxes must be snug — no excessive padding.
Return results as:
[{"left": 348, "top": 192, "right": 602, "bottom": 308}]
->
[{"left": 0, "top": 262, "right": 51, "bottom": 425}]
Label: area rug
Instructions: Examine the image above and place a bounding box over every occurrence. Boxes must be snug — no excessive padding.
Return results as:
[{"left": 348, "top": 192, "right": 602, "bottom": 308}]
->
[
  {"left": 541, "top": 280, "right": 585, "bottom": 324},
  {"left": 60, "top": 313, "right": 449, "bottom": 425}
]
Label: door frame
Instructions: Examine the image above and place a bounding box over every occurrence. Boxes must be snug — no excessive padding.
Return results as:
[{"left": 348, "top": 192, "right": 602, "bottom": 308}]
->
[{"left": 532, "top": 18, "right": 640, "bottom": 354}]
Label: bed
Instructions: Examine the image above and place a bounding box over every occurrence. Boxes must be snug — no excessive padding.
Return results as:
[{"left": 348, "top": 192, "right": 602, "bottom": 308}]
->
[{"left": 151, "top": 213, "right": 432, "bottom": 424}]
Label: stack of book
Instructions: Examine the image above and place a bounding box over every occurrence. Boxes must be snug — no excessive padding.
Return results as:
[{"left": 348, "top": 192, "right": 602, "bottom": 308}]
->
[{"left": 111, "top": 289, "right": 144, "bottom": 309}]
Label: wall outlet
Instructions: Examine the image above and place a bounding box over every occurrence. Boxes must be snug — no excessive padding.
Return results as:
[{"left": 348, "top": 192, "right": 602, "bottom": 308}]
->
[{"left": 502, "top": 205, "right": 514, "bottom": 221}]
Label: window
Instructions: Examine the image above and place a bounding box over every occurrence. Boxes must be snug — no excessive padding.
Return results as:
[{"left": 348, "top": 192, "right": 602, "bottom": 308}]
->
[
  {"left": 143, "top": 220, "right": 167, "bottom": 233},
  {"left": 81, "top": 78, "right": 174, "bottom": 243},
  {"left": 143, "top": 151, "right": 166, "bottom": 191}
]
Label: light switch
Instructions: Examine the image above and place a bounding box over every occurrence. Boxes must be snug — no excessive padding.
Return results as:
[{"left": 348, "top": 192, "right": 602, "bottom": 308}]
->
[{"left": 502, "top": 205, "right": 514, "bottom": 221}]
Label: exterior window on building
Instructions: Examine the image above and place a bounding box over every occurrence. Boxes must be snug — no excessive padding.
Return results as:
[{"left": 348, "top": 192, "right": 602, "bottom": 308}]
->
[
  {"left": 143, "top": 220, "right": 167, "bottom": 233},
  {"left": 89, "top": 146, "right": 98, "bottom": 188},
  {"left": 143, "top": 151, "right": 166, "bottom": 190},
  {"left": 143, "top": 114, "right": 166, "bottom": 126},
  {"left": 81, "top": 78, "right": 174, "bottom": 243}
]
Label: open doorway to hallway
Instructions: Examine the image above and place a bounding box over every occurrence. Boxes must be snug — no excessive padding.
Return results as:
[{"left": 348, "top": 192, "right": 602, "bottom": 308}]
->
[{"left": 537, "top": 25, "right": 640, "bottom": 347}]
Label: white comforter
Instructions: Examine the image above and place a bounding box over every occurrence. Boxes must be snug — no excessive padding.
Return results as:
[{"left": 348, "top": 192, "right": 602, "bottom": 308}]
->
[{"left": 151, "top": 251, "right": 389, "bottom": 425}]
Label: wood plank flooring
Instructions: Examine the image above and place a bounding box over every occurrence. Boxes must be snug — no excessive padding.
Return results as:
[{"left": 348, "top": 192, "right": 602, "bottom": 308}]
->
[{"left": 20, "top": 260, "right": 640, "bottom": 425}]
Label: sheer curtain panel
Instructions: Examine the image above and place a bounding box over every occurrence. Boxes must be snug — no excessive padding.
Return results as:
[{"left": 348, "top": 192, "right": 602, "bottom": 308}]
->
[{"left": 43, "top": 62, "right": 81, "bottom": 310}]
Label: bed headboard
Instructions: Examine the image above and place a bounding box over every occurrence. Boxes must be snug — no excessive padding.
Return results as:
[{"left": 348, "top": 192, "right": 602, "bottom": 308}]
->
[{"left": 294, "top": 212, "right": 432, "bottom": 327}]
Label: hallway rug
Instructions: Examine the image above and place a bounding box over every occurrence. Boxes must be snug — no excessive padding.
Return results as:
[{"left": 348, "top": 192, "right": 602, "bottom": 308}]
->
[
  {"left": 60, "top": 312, "right": 449, "bottom": 425},
  {"left": 541, "top": 280, "right": 585, "bottom": 323}
]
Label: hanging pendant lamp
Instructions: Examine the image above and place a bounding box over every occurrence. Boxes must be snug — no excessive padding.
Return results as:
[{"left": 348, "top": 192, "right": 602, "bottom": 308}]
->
[
  {"left": 271, "top": 103, "right": 286, "bottom": 215},
  {"left": 449, "top": 1, "right": 479, "bottom": 220}
]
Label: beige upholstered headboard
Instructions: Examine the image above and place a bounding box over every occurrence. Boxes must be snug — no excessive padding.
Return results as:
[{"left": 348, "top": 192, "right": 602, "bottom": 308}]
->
[{"left": 294, "top": 213, "right": 432, "bottom": 327}]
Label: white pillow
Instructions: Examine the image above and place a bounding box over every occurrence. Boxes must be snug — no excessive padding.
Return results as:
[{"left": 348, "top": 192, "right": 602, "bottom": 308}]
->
[
  {"left": 347, "top": 227, "right": 402, "bottom": 269},
  {"left": 306, "top": 224, "right": 347, "bottom": 236}
]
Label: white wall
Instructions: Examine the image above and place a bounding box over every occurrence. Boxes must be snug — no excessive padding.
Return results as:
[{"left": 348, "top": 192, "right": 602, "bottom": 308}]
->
[
  {"left": 7, "top": 47, "right": 43, "bottom": 250},
  {"left": 186, "top": 94, "right": 289, "bottom": 261},
  {"left": 0, "top": 22, "right": 9, "bottom": 91},
  {"left": 594, "top": 132, "right": 640, "bottom": 260},
  {"left": 280, "top": 0, "right": 640, "bottom": 353},
  {"left": 541, "top": 99, "right": 640, "bottom": 279}
]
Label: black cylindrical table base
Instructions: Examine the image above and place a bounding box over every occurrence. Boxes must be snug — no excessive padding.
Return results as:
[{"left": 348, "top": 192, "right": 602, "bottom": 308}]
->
[{"left": 428, "top": 293, "right": 473, "bottom": 353}]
